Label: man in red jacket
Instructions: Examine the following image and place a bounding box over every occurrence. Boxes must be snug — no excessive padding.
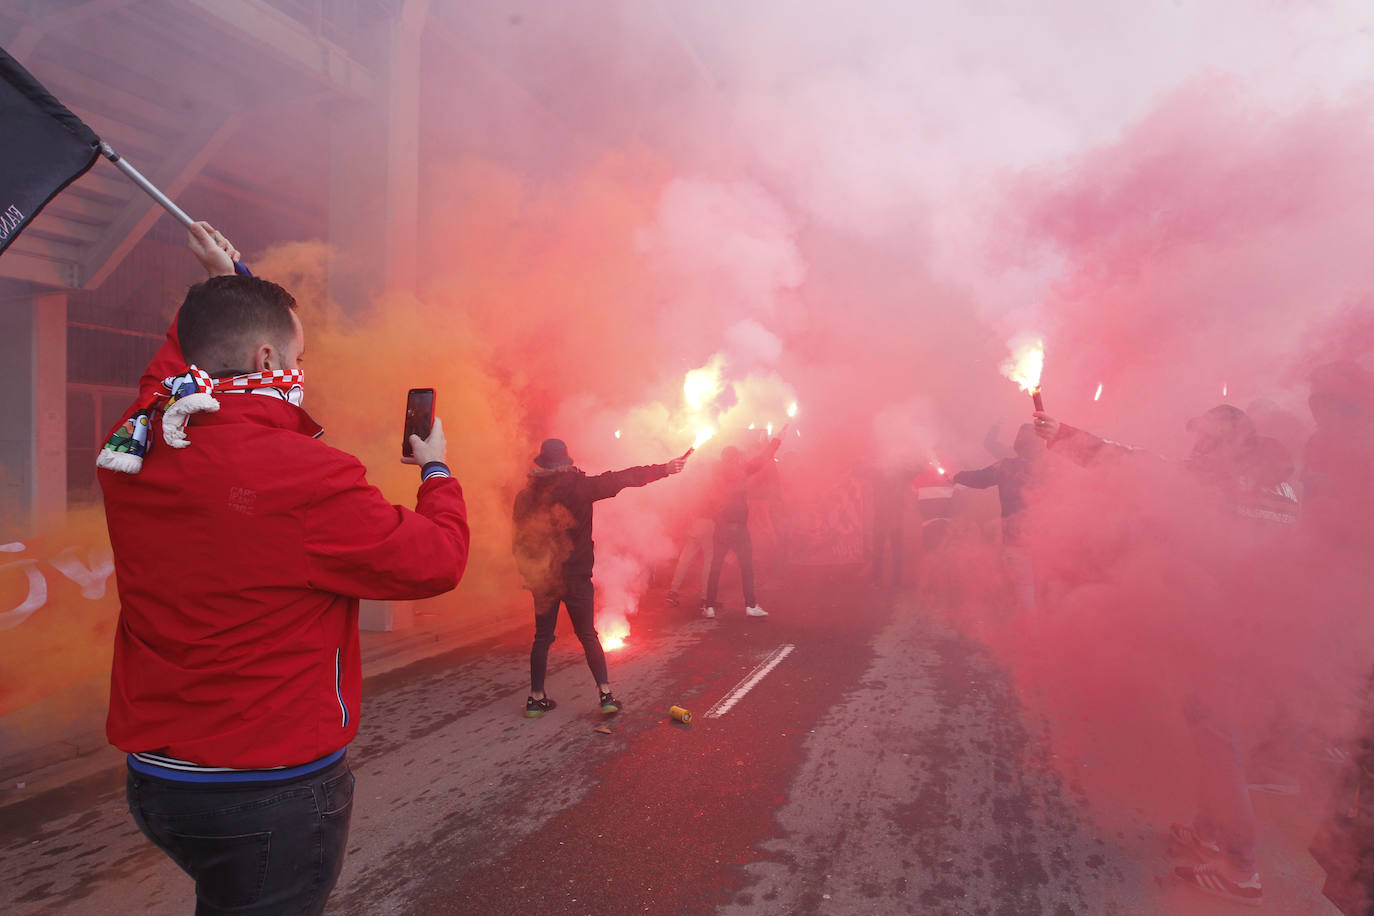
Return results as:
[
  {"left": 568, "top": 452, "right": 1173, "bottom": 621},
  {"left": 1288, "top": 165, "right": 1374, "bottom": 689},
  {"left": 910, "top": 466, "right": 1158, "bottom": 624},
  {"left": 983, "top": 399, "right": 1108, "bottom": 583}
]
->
[{"left": 99, "top": 222, "right": 470, "bottom": 914}]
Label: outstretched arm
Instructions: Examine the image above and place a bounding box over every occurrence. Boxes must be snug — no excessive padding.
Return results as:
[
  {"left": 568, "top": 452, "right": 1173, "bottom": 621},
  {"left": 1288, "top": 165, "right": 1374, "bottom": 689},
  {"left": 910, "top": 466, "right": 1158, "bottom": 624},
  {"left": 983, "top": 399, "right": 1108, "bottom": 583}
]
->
[
  {"left": 951, "top": 464, "right": 999, "bottom": 489},
  {"left": 1034, "top": 412, "right": 1135, "bottom": 466},
  {"left": 587, "top": 457, "right": 685, "bottom": 501},
  {"left": 745, "top": 437, "right": 784, "bottom": 475}
]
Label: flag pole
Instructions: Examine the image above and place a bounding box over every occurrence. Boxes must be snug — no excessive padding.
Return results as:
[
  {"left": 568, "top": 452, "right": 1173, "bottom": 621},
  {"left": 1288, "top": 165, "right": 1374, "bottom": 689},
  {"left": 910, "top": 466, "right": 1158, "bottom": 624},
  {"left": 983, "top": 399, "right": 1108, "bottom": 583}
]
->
[
  {"left": 99, "top": 142, "right": 194, "bottom": 228},
  {"left": 99, "top": 141, "right": 250, "bottom": 275}
]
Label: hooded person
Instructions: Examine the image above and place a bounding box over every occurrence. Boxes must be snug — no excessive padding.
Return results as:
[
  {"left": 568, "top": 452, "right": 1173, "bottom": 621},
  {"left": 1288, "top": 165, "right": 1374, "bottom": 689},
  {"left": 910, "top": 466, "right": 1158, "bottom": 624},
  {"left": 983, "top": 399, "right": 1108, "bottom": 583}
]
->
[
  {"left": 1033, "top": 404, "right": 1298, "bottom": 907},
  {"left": 512, "top": 438, "right": 685, "bottom": 718},
  {"left": 951, "top": 422, "right": 1046, "bottom": 608}
]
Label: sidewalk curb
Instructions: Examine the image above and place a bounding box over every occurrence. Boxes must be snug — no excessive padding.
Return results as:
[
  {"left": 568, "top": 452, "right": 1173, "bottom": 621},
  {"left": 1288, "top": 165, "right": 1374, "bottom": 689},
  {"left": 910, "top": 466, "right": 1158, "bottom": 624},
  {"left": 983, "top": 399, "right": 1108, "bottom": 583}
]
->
[{"left": 0, "top": 613, "right": 526, "bottom": 811}]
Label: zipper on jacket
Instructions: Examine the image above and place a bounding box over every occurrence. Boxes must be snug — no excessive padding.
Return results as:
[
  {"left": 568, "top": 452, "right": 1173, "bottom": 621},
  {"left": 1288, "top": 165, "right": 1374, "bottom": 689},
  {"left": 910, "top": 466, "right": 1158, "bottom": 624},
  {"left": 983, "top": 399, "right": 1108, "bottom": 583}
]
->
[{"left": 334, "top": 648, "right": 349, "bottom": 728}]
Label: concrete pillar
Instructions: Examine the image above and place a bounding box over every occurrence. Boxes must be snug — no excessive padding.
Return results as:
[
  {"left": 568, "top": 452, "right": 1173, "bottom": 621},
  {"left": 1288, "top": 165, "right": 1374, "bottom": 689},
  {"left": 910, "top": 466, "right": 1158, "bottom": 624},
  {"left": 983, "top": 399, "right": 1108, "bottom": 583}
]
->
[
  {"left": 325, "top": 0, "right": 427, "bottom": 311},
  {"left": 32, "top": 293, "right": 67, "bottom": 530},
  {"left": 0, "top": 298, "right": 33, "bottom": 538},
  {"left": 383, "top": 0, "right": 429, "bottom": 295}
]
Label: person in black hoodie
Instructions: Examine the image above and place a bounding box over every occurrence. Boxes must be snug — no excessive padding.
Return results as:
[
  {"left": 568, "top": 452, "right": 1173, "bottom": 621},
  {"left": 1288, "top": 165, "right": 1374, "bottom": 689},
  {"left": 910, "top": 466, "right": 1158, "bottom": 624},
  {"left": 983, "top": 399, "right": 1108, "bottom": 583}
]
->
[
  {"left": 512, "top": 438, "right": 685, "bottom": 718},
  {"left": 951, "top": 423, "right": 1045, "bottom": 609}
]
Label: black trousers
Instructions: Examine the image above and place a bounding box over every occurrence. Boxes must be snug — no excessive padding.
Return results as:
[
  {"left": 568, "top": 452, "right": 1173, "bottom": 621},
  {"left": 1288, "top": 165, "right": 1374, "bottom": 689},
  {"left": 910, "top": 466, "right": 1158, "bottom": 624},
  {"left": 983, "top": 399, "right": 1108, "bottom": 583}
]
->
[
  {"left": 530, "top": 575, "right": 608, "bottom": 692},
  {"left": 126, "top": 754, "right": 354, "bottom": 915},
  {"left": 705, "top": 522, "right": 757, "bottom": 607}
]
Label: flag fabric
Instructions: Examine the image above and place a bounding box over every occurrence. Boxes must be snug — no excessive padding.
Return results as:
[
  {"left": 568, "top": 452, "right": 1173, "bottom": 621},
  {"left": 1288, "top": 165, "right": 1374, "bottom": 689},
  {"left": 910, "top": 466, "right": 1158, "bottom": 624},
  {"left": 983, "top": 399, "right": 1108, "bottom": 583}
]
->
[{"left": 0, "top": 46, "right": 102, "bottom": 255}]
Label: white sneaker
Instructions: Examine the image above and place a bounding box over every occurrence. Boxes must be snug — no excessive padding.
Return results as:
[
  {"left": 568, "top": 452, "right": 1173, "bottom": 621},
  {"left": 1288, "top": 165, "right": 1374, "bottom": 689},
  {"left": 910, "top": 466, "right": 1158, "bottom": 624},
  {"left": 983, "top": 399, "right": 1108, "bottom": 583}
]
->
[
  {"left": 745, "top": 605, "right": 768, "bottom": 617},
  {"left": 702, "top": 606, "right": 716, "bottom": 619}
]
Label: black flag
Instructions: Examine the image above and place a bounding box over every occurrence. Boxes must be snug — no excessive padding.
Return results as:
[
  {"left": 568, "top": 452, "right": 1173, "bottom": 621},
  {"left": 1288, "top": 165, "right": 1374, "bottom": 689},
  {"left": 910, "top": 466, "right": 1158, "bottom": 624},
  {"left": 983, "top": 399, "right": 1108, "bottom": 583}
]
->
[{"left": 0, "top": 47, "right": 102, "bottom": 255}]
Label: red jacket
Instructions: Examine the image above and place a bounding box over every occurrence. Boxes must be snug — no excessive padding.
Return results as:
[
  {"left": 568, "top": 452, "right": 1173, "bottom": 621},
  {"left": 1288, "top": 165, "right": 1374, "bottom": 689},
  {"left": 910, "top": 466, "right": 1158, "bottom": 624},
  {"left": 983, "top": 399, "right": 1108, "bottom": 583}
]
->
[{"left": 100, "top": 320, "right": 469, "bottom": 768}]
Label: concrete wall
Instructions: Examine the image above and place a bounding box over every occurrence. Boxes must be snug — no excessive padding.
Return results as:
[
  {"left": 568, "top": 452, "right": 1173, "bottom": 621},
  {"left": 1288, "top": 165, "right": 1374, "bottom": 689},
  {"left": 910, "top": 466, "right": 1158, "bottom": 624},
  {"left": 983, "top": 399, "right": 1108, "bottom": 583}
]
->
[{"left": 0, "top": 299, "right": 33, "bottom": 540}]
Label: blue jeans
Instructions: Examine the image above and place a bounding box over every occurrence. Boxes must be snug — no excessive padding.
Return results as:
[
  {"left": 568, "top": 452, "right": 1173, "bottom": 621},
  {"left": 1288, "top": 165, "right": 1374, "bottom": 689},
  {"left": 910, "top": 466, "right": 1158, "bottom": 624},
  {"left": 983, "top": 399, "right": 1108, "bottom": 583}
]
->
[{"left": 126, "top": 754, "right": 354, "bottom": 914}]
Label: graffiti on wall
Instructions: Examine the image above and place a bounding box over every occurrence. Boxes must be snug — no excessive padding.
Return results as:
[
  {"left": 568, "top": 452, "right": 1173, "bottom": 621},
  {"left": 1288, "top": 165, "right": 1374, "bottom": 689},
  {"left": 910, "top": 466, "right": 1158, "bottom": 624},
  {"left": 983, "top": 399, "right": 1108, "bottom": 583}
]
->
[{"left": 0, "top": 541, "right": 114, "bottom": 630}]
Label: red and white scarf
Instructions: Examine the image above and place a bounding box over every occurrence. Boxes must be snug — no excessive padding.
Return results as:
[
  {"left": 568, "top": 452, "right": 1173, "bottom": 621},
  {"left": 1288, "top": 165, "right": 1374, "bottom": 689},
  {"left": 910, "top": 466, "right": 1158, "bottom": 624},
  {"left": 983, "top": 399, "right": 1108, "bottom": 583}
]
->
[{"left": 97, "top": 366, "right": 305, "bottom": 474}]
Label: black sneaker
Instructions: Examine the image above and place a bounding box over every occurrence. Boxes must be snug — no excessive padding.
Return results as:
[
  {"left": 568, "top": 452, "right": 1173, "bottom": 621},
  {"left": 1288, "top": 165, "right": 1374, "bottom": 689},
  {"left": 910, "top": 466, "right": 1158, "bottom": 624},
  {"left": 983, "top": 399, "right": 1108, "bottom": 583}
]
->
[
  {"left": 524, "top": 696, "right": 556, "bottom": 718},
  {"left": 599, "top": 691, "right": 621, "bottom": 715}
]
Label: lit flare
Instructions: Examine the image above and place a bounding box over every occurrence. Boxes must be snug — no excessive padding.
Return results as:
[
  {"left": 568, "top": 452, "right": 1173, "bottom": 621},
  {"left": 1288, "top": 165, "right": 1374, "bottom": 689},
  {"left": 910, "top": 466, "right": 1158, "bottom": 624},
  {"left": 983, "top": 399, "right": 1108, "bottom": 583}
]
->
[
  {"left": 1000, "top": 336, "right": 1045, "bottom": 410},
  {"left": 683, "top": 358, "right": 725, "bottom": 412}
]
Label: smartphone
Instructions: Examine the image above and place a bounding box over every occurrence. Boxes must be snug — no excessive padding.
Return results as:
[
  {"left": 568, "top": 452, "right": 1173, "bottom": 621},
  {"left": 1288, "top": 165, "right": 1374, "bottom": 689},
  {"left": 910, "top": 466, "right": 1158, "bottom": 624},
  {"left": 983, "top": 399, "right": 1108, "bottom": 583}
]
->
[{"left": 402, "top": 388, "right": 436, "bottom": 458}]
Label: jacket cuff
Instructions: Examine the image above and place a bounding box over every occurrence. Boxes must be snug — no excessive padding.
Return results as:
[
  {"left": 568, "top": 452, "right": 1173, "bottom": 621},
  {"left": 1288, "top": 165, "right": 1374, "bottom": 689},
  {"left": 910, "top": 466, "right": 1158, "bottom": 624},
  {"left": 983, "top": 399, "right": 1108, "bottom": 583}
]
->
[{"left": 421, "top": 461, "right": 451, "bottom": 482}]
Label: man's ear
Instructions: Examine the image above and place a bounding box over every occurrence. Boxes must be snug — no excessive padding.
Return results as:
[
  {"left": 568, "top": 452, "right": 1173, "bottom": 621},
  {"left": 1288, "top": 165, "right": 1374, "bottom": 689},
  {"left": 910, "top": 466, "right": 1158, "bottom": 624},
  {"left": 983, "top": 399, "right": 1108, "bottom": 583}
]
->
[{"left": 253, "top": 342, "right": 274, "bottom": 372}]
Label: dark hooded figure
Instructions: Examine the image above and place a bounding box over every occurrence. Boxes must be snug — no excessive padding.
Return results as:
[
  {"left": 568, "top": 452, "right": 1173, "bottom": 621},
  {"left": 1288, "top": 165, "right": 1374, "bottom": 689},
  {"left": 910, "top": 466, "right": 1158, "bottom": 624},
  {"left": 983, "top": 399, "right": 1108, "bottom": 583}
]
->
[
  {"left": 952, "top": 423, "right": 1044, "bottom": 544},
  {"left": 1032, "top": 404, "right": 1298, "bottom": 907},
  {"left": 512, "top": 438, "right": 684, "bottom": 719},
  {"left": 951, "top": 423, "right": 1045, "bottom": 609}
]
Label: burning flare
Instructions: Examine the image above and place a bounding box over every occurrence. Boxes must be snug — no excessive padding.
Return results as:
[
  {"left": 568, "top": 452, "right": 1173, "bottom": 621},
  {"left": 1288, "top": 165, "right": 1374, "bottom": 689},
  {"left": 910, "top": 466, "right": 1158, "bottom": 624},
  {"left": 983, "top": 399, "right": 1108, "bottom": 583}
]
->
[
  {"left": 1094, "top": 382, "right": 1103, "bottom": 402},
  {"left": 1000, "top": 336, "right": 1045, "bottom": 393},
  {"left": 693, "top": 426, "right": 716, "bottom": 449},
  {"left": 683, "top": 357, "right": 725, "bottom": 412},
  {"left": 787, "top": 401, "right": 799, "bottom": 418}
]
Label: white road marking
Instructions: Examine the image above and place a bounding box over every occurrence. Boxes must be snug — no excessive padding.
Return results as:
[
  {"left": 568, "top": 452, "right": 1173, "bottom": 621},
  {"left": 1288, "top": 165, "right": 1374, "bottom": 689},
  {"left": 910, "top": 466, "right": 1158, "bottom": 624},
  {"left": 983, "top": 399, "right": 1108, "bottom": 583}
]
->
[{"left": 705, "top": 643, "right": 795, "bottom": 718}]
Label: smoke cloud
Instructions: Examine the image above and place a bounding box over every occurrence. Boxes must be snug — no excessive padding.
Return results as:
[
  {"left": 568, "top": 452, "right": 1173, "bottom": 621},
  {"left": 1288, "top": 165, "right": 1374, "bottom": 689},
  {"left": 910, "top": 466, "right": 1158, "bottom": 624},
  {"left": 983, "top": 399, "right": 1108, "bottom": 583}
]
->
[{"left": 7, "top": 1, "right": 1374, "bottom": 904}]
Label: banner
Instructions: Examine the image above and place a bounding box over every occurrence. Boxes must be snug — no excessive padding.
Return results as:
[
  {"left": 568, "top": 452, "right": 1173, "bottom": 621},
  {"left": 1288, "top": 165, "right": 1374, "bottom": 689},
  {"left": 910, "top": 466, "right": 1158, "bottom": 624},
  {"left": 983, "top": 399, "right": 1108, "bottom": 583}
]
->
[{"left": 0, "top": 47, "right": 101, "bottom": 254}]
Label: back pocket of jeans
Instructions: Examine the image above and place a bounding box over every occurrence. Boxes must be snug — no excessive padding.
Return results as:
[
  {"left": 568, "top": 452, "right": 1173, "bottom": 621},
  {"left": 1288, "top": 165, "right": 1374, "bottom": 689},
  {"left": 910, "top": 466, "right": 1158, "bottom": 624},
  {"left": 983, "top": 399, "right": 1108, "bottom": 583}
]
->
[
  {"left": 168, "top": 831, "right": 271, "bottom": 908},
  {"left": 321, "top": 768, "right": 354, "bottom": 816}
]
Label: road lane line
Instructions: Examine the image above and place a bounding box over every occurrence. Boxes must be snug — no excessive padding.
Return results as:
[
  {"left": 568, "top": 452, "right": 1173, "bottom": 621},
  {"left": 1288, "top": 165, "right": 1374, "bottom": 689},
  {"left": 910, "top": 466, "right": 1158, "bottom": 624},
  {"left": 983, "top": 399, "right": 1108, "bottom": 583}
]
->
[{"left": 704, "top": 643, "right": 795, "bottom": 718}]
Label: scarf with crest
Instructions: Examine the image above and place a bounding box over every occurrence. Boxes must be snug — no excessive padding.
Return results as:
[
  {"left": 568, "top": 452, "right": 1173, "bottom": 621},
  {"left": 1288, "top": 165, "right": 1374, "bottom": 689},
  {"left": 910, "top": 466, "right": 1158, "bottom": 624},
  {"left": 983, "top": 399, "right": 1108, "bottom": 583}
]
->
[{"left": 97, "top": 366, "right": 305, "bottom": 474}]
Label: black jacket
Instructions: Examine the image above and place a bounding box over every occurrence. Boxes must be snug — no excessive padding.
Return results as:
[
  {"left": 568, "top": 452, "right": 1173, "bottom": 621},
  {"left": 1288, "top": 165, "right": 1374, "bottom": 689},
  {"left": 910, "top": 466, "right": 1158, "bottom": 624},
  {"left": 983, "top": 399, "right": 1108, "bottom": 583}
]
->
[{"left": 512, "top": 463, "right": 669, "bottom": 591}]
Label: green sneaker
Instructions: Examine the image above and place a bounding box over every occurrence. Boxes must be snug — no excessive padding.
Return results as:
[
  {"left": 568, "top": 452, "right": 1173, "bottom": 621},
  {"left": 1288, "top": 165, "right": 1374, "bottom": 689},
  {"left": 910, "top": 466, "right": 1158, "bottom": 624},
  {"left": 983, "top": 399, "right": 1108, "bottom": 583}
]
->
[
  {"left": 524, "top": 696, "right": 556, "bottom": 718},
  {"left": 599, "top": 691, "right": 621, "bottom": 716}
]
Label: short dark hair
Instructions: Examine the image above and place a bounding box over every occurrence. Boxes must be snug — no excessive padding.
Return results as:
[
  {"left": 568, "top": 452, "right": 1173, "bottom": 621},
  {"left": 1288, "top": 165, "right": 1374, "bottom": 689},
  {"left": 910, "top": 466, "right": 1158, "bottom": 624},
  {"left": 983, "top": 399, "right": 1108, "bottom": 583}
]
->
[{"left": 176, "top": 275, "right": 298, "bottom": 372}]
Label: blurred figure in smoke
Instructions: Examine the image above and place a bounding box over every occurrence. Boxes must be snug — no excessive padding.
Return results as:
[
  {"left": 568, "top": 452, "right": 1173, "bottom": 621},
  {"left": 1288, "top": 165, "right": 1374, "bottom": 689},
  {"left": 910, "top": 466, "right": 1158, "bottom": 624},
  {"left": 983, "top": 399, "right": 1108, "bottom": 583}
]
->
[
  {"left": 868, "top": 466, "right": 911, "bottom": 588},
  {"left": 1034, "top": 403, "right": 1297, "bottom": 908},
  {"left": 702, "top": 432, "right": 785, "bottom": 619},
  {"left": 866, "top": 462, "right": 931, "bottom": 588},
  {"left": 666, "top": 507, "right": 713, "bottom": 609},
  {"left": 1300, "top": 361, "right": 1374, "bottom": 550},
  {"left": 748, "top": 429, "right": 789, "bottom": 572},
  {"left": 951, "top": 423, "right": 1044, "bottom": 609},
  {"left": 512, "top": 438, "right": 685, "bottom": 718},
  {"left": 1299, "top": 361, "right": 1374, "bottom": 915}
]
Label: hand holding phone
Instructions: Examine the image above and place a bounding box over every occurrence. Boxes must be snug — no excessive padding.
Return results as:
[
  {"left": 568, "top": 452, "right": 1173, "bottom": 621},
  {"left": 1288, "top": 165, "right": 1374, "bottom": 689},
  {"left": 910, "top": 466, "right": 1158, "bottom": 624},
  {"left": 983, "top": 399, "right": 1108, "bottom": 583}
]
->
[
  {"left": 402, "top": 388, "right": 436, "bottom": 460},
  {"left": 403, "top": 418, "right": 446, "bottom": 467}
]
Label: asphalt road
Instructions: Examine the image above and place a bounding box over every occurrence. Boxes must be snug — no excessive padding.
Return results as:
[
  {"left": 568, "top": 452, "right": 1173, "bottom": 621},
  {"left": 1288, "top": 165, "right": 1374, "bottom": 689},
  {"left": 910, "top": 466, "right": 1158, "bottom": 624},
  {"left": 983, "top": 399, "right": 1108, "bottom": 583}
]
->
[{"left": 0, "top": 565, "right": 1337, "bottom": 914}]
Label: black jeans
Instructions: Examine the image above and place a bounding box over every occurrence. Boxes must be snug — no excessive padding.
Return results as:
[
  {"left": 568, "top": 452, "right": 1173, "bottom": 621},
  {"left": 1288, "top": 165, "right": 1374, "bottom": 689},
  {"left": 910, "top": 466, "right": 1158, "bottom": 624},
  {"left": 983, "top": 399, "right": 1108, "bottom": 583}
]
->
[
  {"left": 126, "top": 754, "right": 354, "bottom": 915},
  {"left": 530, "top": 575, "right": 608, "bottom": 693},
  {"left": 705, "top": 522, "right": 757, "bottom": 607}
]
